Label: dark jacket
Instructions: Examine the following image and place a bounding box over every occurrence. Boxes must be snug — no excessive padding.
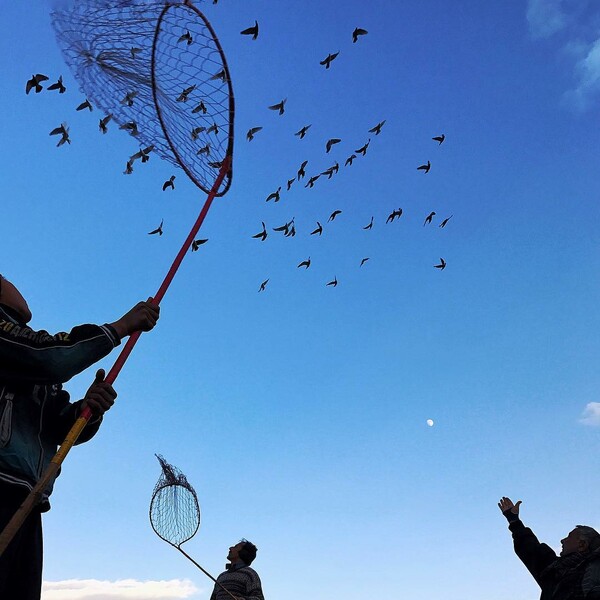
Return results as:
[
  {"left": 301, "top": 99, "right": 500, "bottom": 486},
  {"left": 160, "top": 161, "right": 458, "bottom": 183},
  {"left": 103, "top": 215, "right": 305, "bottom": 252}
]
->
[
  {"left": 0, "top": 303, "right": 120, "bottom": 509},
  {"left": 210, "top": 562, "right": 265, "bottom": 600},
  {"left": 508, "top": 518, "right": 600, "bottom": 600}
]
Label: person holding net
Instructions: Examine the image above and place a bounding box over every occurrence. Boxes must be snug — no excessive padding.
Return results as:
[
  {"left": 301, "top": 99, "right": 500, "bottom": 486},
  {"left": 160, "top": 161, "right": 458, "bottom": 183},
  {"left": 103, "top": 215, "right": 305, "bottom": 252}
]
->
[
  {"left": 0, "top": 273, "right": 159, "bottom": 599},
  {"left": 209, "top": 540, "right": 265, "bottom": 600},
  {"left": 499, "top": 496, "right": 600, "bottom": 599}
]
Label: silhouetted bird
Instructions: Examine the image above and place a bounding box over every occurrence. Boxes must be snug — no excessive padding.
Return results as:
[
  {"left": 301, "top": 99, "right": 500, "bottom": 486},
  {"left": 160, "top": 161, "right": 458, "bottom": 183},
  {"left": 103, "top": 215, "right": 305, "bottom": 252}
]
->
[
  {"left": 76, "top": 99, "right": 93, "bottom": 112},
  {"left": 178, "top": 30, "right": 193, "bottom": 45},
  {"left": 177, "top": 85, "right": 196, "bottom": 102},
  {"left": 130, "top": 47, "right": 142, "bottom": 59},
  {"left": 345, "top": 154, "right": 356, "bottom": 166},
  {"left": 360, "top": 257, "right": 370, "bottom": 267},
  {"left": 47, "top": 76, "right": 66, "bottom": 94},
  {"left": 25, "top": 73, "right": 48, "bottom": 94},
  {"left": 432, "top": 134, "right": 445, "bottom": 145},
  {"left": 208, "top": 160, "right": 223, "bottom": 169},
  {"left": 295, "top": 125, "right": 311, "bottom": 139},
  {"left": 207, "top": 123, "right": 219, "bottom": 135},
  {"left": 266, "top": 187, "right": 281, "bottom": 202},
  {"left": 285, "top": 223, "right": 296, "bottom": 237},
  {"left": 298, "top": 257, "right": 311, "bottom": 269},
  {"left": 305, "top": 175, "right": 320, "bottom": 188},
  {"left": 434, "top": 258, "right": 446, "bottom": 270},
  {"left": 123, "top": 160, "right": 133, "bottom": 175},
  {"left": 121, "top": 91, "right": 138, "bottom": 107},
  {"left": 355, "top": 139, "right": 370, "bottom": 155},
  {"left": 320, "top": 52, "right": 340, "bottom": 69},
  {"left": 197, "top": 143, "right": 211, "bottom": 156},
  {"left": 246, "top": 126, "right": 263, "bottom": 141},
  {"left": 352, "top": 27, "right": 368, "bottom": 43},
  {"left": 369, "top": 120, "right": 386, "bottom": 135},
  {"left": 210, "top": 69, "right": 226, "bottom": 82},
  {"left": 259, "top": 279, "right": 269, "bottom": 292},
  {"left": 328, "top": 210, "right": 342, "bottom": 222},
  {"left": 273, "top": 219, "right": 293, "bottom": 235},
  {"left": 326, "top": 138, "right": 341, "bottom": 153},
  {"left": 363, "top": 216, "right": 373, "bottom": 230},
  {"left": 287, "top": 178, "right": 295, "bottom": 190},
  {"left": 297, "top": 160, "right": 308, "bottom": 179},
  {"left": 162, "top": 175, "right": 175, "bottom": 191},
  {"left": 191, "top": 126, "right": 206, "bottom": 140},
  {"left": 423, "top": 211, "right": 436, "bottom": 226},
  {"left": 326, "top": 276, "right": 338, "bottom": 287},
  {"left": 321, "top": 167, "right": 335, "bottom": 179},
  {"left": 192, "top": 101, "right": 207, "bottom": 114},
  {"left": 49, "top": 123, "right": 70, "bottom": 147},
  {"left": 191, "top": 239, "right": 208, "bottom": 251},
  {"left": 439, "top": 215, "right": 453, "bottom": 228},
  {"left": 148, "top": 219, "right": 163, "bottom": 236},
  {"left": 119, "top": 121, "right": 139, "bottom": 136},
  {"left": 386, "top": 208, "right": 403, "bottom": 223},
  {"left": 130, "top": 145, "right": 154, "bottom": 164},
  {"left": 268, "top": 98, "right": 287, "bottom": 115},
  {"left": 310, "top": 222, "right": 323, "bottom": 236},
  {"left": 240, "top": 20, "right": 259, "bottom": 40},
  {"left": 99, "top": 114, "right": 112, "bottom": 134},
  {"left": 417, "top": 160, "right": 431, "bottom": 173},
  {"left": 252, "top": 222, "right": 268, "bottom": 241}
]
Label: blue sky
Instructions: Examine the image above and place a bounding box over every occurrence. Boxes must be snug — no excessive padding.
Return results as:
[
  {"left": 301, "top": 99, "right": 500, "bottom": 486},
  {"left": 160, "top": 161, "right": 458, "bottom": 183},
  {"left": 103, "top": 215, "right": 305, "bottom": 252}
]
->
[{"left": 1, "top": 0, "right": 600, "bottom": 598}]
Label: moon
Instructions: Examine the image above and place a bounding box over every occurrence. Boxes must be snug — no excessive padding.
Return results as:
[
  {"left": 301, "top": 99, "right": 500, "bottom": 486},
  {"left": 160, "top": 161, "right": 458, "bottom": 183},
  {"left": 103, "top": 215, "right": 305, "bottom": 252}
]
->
[{"left": 426, "top": 419, "right": 434, "bottom": 427}]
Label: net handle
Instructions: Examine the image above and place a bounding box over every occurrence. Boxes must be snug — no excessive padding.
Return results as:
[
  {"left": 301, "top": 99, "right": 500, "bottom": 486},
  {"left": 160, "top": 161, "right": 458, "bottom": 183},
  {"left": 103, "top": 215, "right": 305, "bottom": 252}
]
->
[{"left": 0, "top": 156, "right": 231, "bottom": 558}]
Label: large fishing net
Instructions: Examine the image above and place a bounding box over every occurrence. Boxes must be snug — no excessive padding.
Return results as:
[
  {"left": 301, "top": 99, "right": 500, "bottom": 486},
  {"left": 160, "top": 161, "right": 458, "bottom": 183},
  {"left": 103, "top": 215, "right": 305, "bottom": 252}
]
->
[{"left": 51, "top": 0, "right": 234, "bottom": 195}]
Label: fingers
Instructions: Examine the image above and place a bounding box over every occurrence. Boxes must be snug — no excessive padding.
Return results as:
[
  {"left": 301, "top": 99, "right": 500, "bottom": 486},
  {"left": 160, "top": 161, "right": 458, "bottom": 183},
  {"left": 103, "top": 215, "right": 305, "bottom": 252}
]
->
[
  {"left": 84, "top": 378, "right": 117, "bottom": 416},
  {"left": 94, "top": 368, "right": 105, "bottom": 383}
]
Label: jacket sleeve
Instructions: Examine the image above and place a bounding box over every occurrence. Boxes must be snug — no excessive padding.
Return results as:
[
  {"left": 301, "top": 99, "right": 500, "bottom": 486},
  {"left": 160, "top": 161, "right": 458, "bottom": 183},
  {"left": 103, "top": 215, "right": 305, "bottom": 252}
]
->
[
  {"left": 0, "top": 310, "right": 120, "bottom": 384},
  {"left": 44, "top": 387, "right": 102, "bottom": 445},
  {"left": 244, "top": 570, "right": 265, "bottom": 600},
  {"left": 508, "top": 519, "right": 558, "bottom": 586},
  {"left": 583, "top": 557, "right": 600, "bottom": 599}
]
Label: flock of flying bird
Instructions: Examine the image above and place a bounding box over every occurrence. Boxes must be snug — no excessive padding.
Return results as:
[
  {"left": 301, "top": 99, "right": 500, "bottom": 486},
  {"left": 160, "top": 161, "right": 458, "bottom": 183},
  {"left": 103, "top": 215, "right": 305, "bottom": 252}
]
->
[{"left": 25, "top": 11, "right": 453, "bottom": 292}]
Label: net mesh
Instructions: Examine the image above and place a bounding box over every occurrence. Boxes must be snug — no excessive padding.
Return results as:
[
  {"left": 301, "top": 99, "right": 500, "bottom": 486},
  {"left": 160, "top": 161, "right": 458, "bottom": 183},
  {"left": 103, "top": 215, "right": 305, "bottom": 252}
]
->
[
  {"left": 51, "top": 0, "right": 234, "bottom": 195},
  {"left": 150, "top": 454, "right": 201, "bottom": 547}
]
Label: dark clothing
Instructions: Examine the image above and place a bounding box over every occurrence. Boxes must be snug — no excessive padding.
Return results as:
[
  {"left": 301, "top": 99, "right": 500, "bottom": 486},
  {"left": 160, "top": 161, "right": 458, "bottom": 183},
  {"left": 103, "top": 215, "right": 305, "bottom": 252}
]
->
[
  {"left": 508, "top": 518, "right": 600, "bottom": 600},
  {"left": 210, "top": 562, "right": 265, "bottom": 600},
  {"left": 0, "top": 302, "right": 120, "bottom": 599},
  {"left": 0, "top": 485, "right": 43, "bottom": 600}
]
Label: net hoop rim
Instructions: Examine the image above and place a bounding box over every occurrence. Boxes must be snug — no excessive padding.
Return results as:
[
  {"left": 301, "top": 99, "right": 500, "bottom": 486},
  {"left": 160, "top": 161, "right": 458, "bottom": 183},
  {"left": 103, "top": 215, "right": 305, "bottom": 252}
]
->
[
  {"left": 152, "top": 0, "right": 234, "bottom": 197},
  {"left": 149, "top": 481, "right": 201, "bottom": 548}
]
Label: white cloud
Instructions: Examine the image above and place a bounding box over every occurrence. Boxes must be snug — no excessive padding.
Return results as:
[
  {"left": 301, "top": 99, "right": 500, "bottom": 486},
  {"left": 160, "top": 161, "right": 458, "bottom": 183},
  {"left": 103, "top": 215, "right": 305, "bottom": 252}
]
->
[
  {"left": 42, "top": 578, "right": 200, "bottom": 600},
  {"left": 527, "top": 0, "right": 568, "bottom": 39},
  {"left": 563, "top": 36, "right": 600, "bottom": 110},
  {"left": 579, "top": 402, "right": 600, "bottom": 426}
]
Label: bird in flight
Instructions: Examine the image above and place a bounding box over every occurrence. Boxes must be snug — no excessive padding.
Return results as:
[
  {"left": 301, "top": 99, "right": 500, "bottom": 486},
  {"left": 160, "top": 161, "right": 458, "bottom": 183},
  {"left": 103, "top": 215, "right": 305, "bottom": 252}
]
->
[
  {"left": 119, "top": 121, "right": 139, "bottom": 136},
  {"left": 326, "top": 138, "right": 341, "bottom": 153},
  {"left": 273, "top": 219, "right": 293, "bottom": 235},
  {"left": 423, "top": 211, "right": 436, "bottom": 226},
  {"left": 352, "top": 27, "right": 368, "bottom": 43},
  {"left": 439, "top": 215, "right": 453, "bottom": 228},
  {"left": 345, "top": 154, "right": 356, "bottom": 166},
  {"left": 268, "top": 98, "right": 287, "bottom": 115},
  {"left": 178, "top": 30, "right": 193, "bottom": 45},
  {"left": 297, "top": 257, "right": 311, "bottom": 269},
  {"left": 123, "top": 160, "right": 133, "bottom": 175},
  {"left": 297, "top": 160, "right": 308, "bottom": 179},
  {"left": 305, "top": 175, "right": 320, "bottom": 188},
  {"left": 191, "top": 239, "right": 208, "bottom": 251},
  {"left": 252, "top": 222, "right": 268, "bottom": 241},
  {"left": 434, "top": 258, "right": 446, "bottom": 270},
  {"left": 363, "top": 216, "right": 374, "bottom": 230},
  {"left": 246, "top": 126, "right": 263, "bottom": 141},
  {"left": 130, "top": 47, "right": 142, "bottom": 59},
  {"left": 191, "top": 126, "right": 206, "bottom": 140},
  {"left": 192, "top": 101, "right": 207, "bottom": 114},
  {"left": 207, "top": 122, "right": 219, "bottom": 135},
  {"left": 210, "top": 68, "right": 226, "bottom": 82},
  {"left": 369, "top": 120, "right": 386, "bottom": 135},
  {"left": 355, "top": 139, "right": 370, "bottom": 156},
  {"left": 162, "top": 175, "right": 176, "bottom": 191},
  {"left": 417, "top": 160, "right": 431, "bottom": 173},
  {"left": 76, "top": 99, "right": 93, "bottom": 112},
  {"left": 310, "top": 222, "right": 323, "bottom": 236},
  {"left": 99, "top": 114, "right": 113, "bottom": 134},
  {"left": 148, "top": 219, "right": 164, "bottom": 236},
  {"left": 320, "top": 51, "right": 340, "bottom": 69},
  {"left": 49, "top": 123, "right": 70, "bottom": 147},
  {"left": 326, "top": 276, "right": 338, "bottom": 287},
  {"left": 295, "top": 125, "right": 311, "bottom": 139},
  {"left": 121, "top": 90, "right": 138, "bottom": 107},
  {"left": 25, "top": 73, "right": 48, "bottom": 94},
  {"left": 360, "top": 257, "right": 370, "bottom": 267},
  {"left": 328, "top": 210, "right": 342, "bottom": 222},
  {"left": 386, "top": 208, "right": 403, "bottom": 223},
  {"left": 240, "top": 20, "right": 259, "bottom": 40},
  {"left": 285, "top": 222, "right": 296, "bottom": 237},
  {"left": 266, "top": 187, "right": 281, "bottom": 202},
  {"left": 287, "top": 178, "right": 295, "bottom": 190},
  {"left": 432, "top": 134, "right": 445, "bottom": 145},
  {"left": 197, "top": 143, "right": 211, "bottom": 156},
  {"left": 177, "top": 85, "right": 196, "bottom": 102},
  {"left": 321, "top": 167, "right": 335, "bottom": 179},
  {"left": 47, "top": 75, "right": 66, "bottom": 94},
  {"left": 130, "top": 145, "right": 154, "bottom": 164},
  {"left": 258, "top": 279, "right": 269, "bottom": 292}
]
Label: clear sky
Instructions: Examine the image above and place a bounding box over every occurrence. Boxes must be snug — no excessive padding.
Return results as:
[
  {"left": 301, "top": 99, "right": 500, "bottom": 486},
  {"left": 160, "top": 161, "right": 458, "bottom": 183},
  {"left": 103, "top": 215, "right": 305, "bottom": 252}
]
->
[{"left": 1, "top": 1, "right": 600, "bottom": 599}]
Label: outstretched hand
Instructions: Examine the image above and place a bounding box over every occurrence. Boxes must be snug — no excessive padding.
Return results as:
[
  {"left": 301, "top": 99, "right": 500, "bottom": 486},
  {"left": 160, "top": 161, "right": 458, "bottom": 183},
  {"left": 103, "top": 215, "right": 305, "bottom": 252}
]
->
[
  {"left": 498, "top": 496, "right": 522, "bottom": 519},
  {"left": 81, "top": 369, "right": 117, "bottom": 417},
  {"left": 110, "top": 297, "right": 160, "bottom": 339}
]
